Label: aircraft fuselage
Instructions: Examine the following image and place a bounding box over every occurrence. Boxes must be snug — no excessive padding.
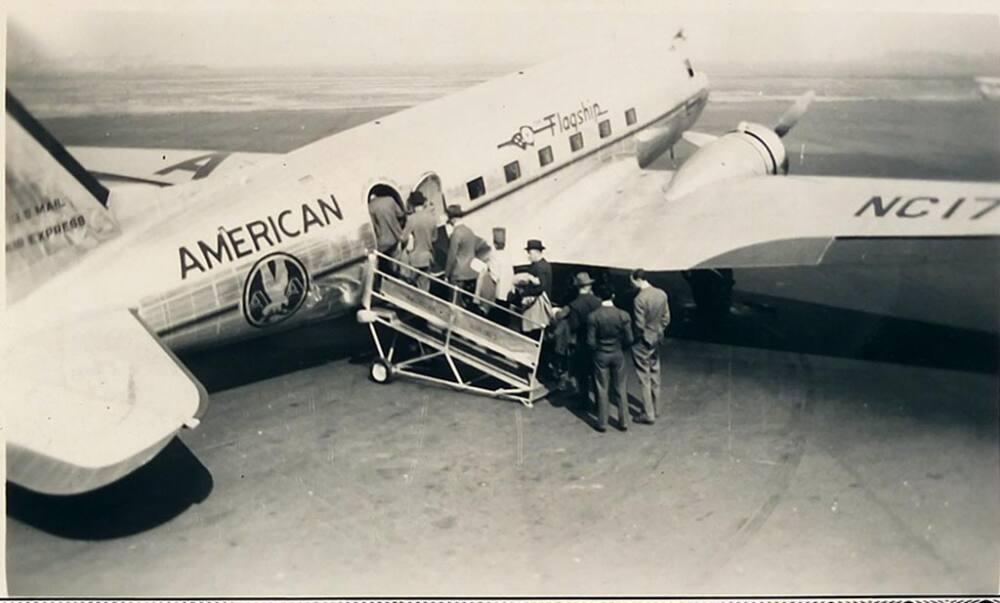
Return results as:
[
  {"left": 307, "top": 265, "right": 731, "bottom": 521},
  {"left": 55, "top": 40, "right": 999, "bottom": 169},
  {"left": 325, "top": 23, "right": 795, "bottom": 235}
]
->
[{"left": 11, "top": 36, "right": 708, "bottom": 351}]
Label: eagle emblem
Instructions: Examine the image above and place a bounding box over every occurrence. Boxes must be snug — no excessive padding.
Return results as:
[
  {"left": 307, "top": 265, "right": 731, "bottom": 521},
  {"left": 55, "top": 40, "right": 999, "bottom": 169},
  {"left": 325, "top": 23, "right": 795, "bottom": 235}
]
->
[{"left": 242, "top": 252, "right": 309, "bottom": 327}]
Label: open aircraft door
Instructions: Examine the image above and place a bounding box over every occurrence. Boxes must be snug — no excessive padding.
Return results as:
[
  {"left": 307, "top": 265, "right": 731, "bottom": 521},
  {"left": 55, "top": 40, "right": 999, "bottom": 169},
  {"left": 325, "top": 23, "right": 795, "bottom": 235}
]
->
[{"left": 413, "top": 172, "right": 446, "bottom": 222}]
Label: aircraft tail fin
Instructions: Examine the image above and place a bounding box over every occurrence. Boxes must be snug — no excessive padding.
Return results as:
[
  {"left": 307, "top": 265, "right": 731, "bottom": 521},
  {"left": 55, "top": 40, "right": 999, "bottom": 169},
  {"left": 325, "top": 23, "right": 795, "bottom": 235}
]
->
[{"left": 5, "top": 90, "right": 120, "bottom": 303}]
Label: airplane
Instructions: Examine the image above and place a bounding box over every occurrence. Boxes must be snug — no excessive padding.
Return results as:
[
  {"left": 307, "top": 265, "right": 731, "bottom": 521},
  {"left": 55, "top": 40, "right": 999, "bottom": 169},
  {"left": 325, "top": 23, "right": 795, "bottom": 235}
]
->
[{"left": 5, "top": 33, "right": 998, "bottom": 496}]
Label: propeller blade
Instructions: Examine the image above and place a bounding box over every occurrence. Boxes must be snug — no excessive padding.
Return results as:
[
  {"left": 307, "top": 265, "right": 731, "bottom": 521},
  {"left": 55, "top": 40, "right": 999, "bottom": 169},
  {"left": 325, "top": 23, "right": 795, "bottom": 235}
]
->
[{"left": 773, "top": 90, "right": 815, "bottom": 138}]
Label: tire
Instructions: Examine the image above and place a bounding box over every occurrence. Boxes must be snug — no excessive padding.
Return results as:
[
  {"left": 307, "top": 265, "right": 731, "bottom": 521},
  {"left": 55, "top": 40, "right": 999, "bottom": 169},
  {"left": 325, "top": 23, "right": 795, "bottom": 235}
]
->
[{"left": 369, "top": 360, "right": 395, "bottom": 384}]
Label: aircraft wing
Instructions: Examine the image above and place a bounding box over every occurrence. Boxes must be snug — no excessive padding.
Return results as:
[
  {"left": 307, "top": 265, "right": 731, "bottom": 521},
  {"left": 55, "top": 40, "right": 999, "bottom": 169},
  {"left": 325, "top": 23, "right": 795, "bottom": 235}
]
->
[
  {"left": 67, "top": 146, "right": 275, "bottom": 188},
  {"left": 472, "top": 161, "right": 1000, "bottom": 271},
  {"left": 4, "top": 309, "right": 209, "bottom": 494}
]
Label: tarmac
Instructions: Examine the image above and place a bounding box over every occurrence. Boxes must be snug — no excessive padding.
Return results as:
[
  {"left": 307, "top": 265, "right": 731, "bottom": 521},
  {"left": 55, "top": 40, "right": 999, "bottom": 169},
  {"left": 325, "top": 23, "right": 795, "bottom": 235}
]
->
[{"left": 7, "top": 295, "right": 998, "bottom": 596}]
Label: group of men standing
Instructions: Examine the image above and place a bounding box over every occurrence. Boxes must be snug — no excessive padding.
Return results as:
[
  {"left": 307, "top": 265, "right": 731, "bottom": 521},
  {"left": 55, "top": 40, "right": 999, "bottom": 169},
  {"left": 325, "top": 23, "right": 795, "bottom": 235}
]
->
[
  {"left": 556, "top": 269, "right": 670, "bottom": 432},
  {"left": 369, "top": 189, "right": 670, "bottom": 433}
]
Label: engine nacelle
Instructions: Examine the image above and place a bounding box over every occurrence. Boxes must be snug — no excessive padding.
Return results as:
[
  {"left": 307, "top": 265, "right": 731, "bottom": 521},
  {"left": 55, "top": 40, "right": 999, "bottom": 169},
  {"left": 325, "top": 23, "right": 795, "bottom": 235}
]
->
[{"left": 665, "top": 122, "right": 786, "bottom": 201}]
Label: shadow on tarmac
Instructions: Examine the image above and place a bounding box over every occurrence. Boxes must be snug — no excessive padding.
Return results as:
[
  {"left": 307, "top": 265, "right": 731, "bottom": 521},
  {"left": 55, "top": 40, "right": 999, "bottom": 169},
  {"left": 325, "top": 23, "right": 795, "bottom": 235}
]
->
[
  {"left": 666, "top": 294, "right": 998, "bottom": 375},
  {"left": 6, "top": 438, "right": 213, "bottom": 540},
  {"left": 179, "top": 266, "right": 995, "bottom": 404},
  {"left": 179, "top": 315, "right": 376, "bottom": 393},
  {"left": 549, "top": 263, "right": 998, "bottom": 375},
  {"left": 169, "top": 260, "right": 998, "bottom": 437}
]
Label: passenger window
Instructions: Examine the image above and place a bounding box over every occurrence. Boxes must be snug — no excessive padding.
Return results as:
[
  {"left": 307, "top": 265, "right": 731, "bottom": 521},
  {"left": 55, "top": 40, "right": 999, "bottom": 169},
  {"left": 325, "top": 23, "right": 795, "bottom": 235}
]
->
[
  {"left": 466, "top": 176, "right": 486, "bottom": 200},
  {"left": 538, "top": 145, "right": 554, "bottom": 167},
  {"left": 569, "top": 132, "right": 584, "bottom": 152},
  {"left": 504, "top": 160, "right": 521, "bottom": 183},
  {"left": 598, "top": 119, "right": 612, "bottom": 139},
  {"left": 625, "top": 108, "right": 637, "bottom": 126}
]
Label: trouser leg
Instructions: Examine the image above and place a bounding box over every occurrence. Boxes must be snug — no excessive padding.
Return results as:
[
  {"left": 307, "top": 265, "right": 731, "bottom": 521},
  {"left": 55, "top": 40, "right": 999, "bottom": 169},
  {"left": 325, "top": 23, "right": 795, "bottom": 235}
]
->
[
  {"left": 455, "top": 279, "right": 477, "bottom": 308},
  {"left": 412, "top": 266, "right": 430, "bottom": 292},
  {"left": 593, "top": 355, "right": 611, "bottom": 429},
  {"left": 632, "top": 341, "right": 656, "bottom": 420},
  {"left": 548, "top": 337, "right": 559, "bottom": 377},
  {"left": 649, "top": 343, "right": 661, "bottom": 415},
  {"left": 377, "top": 244, "right": 400, "bottom": 274},
  {"left": 610, "top": 353, "right": 628, "bottom": 428},
  {"left": 574, "top": 349, "right": 593, "bottom": 404}
]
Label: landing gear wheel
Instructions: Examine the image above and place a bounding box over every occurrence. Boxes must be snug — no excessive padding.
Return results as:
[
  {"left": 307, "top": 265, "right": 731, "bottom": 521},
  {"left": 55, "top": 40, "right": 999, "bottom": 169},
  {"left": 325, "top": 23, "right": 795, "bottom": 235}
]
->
[{"left": 369, "top": 359, "right": 395, "bottom": 384}]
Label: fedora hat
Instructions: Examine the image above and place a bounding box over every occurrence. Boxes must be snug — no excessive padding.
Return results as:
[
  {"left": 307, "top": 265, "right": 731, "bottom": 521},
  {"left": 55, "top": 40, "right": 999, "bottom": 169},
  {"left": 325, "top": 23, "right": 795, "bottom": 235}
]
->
[
  {"left": 524, "top": 239, "right": 546, "bottom": 252},
  {"left": 573, "top": 271, "right": 595, "bottom": 287}
]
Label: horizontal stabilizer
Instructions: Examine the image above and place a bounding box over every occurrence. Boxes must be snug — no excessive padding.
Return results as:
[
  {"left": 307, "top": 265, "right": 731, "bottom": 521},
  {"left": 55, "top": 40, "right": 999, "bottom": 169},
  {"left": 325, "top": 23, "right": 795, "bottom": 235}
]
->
[
  {"left": 4, "top": 310, "right": 208, "bottom": 494},
  {"left": 67, "top": 146, "right": 275, "bottom": 188}
]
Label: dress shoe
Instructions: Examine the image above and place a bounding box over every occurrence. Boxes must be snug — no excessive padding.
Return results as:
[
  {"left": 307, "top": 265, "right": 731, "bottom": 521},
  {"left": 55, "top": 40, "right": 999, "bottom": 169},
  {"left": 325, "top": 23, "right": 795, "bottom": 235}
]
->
[
  {"left": 596, "top": 424, "right": 607, "bottom": 433},
  {"left": 636, "top": 414, "right": 656, "bottom": 425}
]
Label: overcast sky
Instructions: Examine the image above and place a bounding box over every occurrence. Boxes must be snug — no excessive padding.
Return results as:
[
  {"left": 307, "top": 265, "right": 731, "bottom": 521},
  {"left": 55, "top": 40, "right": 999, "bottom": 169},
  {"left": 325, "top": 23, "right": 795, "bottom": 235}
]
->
[{"left": 7, "top": 0, "right": 1000, "bottom": 72}]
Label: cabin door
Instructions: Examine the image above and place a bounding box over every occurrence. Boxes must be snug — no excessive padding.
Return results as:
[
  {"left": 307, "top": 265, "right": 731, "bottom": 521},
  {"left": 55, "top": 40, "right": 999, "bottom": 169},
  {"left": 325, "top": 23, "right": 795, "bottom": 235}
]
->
[
  {"left": 412, "top": 172, "right": 447, "bottom": 270},
  {"left": 413, "top": 173, "right": 445, "bottom": 220}
]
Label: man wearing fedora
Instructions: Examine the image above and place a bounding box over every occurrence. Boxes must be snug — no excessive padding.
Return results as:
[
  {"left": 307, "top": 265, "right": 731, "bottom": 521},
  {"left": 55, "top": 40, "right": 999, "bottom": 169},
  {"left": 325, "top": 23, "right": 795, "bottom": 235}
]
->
[
  {"left": 444, "top": 204, "right": 482, "bottom": 302},
  {"left": 555, "top": 271, "right": 601, "bottom": 398},
  {"left": 520, "top": 239, "right": 552, "bottom": 299},
  {"left": 517, "top": 239, "right": 555, "bottom": 377},
  {"left": 399, "top": 191, "right": 437, "bottom": 291}
]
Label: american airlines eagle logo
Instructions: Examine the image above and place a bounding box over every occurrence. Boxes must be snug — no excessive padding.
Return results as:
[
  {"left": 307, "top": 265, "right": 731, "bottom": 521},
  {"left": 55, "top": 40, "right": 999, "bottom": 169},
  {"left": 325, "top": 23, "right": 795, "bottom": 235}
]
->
[{"left": 242, "top": 252, "right": 310, "bottom": 327}]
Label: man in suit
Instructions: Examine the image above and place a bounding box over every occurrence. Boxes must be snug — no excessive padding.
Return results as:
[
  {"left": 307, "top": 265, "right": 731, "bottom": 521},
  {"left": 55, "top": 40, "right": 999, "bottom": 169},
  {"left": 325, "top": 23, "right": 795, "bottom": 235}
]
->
[
  {"left": 399, "top": 191, "right": 437, "bottom": 291},
  {"left": 444, "top": 205, "right": 481, "bottom": 301},
  {"left": 629, "top": 268, "right": 670, "bottom": 424},
  {"left": 586, "top": 284, "right": 634, "bottom": 432},
  {"left": 515, "top": 239, "right": 555, "bottom": 378},
  {"left": 519, "top": 239, "right": 552, "bottom": 299},
  {"left": 558, "top": 272, "right": 602, "bottom": 399},
  {"left": 368, "top": 191, "right": 405, "bottom": 258}
]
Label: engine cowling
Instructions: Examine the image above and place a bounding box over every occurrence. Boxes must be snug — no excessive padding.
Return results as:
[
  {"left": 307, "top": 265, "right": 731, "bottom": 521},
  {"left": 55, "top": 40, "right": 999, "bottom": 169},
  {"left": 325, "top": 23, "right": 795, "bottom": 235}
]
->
[{"left": 665, "top": 121, "right": 786, "bottom": 201}]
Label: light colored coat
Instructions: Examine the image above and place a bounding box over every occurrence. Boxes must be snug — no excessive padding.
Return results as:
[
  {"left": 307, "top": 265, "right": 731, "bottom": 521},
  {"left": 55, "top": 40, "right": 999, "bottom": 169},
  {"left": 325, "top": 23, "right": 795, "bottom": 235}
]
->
[{"left": 633, "top": 286, "right": 670, "bottom": 345}]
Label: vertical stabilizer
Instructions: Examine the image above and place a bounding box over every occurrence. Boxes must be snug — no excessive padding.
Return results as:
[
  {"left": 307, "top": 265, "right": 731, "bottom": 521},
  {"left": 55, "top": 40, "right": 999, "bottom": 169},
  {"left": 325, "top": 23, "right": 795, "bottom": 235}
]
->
[{"left": 5, "top": 90, "right": 120, "bottom": 303}]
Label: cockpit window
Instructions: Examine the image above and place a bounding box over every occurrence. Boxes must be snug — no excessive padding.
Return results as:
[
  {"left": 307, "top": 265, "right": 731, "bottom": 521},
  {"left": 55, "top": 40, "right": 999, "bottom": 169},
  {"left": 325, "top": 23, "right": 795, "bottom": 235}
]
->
[{"left": 685, "top": 59, "right": 695, "bottom": 78}]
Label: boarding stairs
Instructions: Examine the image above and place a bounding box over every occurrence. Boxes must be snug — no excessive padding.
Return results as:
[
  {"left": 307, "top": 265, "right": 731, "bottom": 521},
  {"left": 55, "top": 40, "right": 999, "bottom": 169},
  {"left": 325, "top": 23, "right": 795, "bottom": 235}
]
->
[{"left": 356, "top": 251, "right": 548, "bottom": 406}]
